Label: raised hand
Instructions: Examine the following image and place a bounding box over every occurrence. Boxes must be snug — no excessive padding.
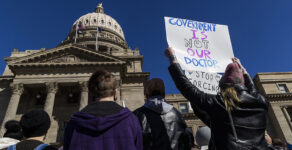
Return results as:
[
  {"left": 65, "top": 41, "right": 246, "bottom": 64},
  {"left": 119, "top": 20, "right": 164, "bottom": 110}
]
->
[
  {"left": 164, "top": 47, "right": 175, "bottom": 58},
  {"left": 165, "top": 47, "right": 178, "bottom": 64},
  {"left": 232, "top": 57, "right": 247, "bottom": 74}
]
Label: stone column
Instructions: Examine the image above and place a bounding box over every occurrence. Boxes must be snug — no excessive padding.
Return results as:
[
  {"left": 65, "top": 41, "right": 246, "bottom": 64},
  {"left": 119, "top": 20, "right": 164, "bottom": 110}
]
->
[
  {"left": 0, "top": 83, "right": 24, "bottom": 136},
  {"left": 79, "top": 81, "right": 88, "bottom": 110},
  {"left": 44, "top": 82, "right": 58, "bottom": 116},
  {"left": 272, "top": 104, "right": 292, "bottom": 143},
  {"left": 282, "top": 106, "right": 292, "bottom": 131}
]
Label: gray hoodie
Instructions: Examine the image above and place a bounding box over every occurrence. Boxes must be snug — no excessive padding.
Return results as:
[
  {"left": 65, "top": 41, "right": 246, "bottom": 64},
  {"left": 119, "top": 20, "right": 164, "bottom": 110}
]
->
[{"left": 144, "top": 96, "right": 173, "bottom": 114}]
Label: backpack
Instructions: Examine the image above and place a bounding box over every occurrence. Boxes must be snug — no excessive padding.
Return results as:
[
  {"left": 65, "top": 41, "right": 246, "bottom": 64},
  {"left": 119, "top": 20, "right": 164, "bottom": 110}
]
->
[
  {"left": 138, "top": 106, "right": 172, "bottom": 150},
  {"left": 7, "top": 143, "right": 48, "bottom": 150}
]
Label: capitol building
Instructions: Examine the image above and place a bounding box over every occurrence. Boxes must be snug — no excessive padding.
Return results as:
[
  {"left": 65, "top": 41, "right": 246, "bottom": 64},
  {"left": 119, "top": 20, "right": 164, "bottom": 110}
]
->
[{"left": 0, "top": 4, "right": 203, "bottom": 143}]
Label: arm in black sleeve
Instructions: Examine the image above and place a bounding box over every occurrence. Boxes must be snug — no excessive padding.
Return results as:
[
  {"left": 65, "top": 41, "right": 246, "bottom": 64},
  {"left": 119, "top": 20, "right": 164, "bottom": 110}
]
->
[
  {"left": 244, "top": 74, "right": 257, "bottom": 95},
  {"left": 244, "top": 74, "right": 269, "bottom": 108},
  {"left": 190, "top": 103, "right": 211, "bottom": 126},
  {"left": 168, "top": 63, "right": 216, "bottom": 114}
]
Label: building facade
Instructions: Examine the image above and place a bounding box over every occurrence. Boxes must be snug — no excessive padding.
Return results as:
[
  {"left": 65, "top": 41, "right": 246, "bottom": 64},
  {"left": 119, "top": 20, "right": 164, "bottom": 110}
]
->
[
  {"left": 0, "top": 4, "right": 150, "bottom": 143},
  {"left": 0, "top": 4, "right": 205, "bottom": 144},
  {"left": 254, "top": 72, "right": 292, "bottom": 143}
]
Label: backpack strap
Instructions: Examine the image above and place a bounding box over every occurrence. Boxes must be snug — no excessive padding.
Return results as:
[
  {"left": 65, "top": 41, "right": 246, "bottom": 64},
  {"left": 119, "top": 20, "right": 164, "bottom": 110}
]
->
[
  {"left": 7, "top": 144, "right": 16, "bottom": 150},
  {"left": 139, "top": 106, "right": 171, "bottom": 149},
  {"left": 34, "top": 144, "right": 48, "bottom": 150}
]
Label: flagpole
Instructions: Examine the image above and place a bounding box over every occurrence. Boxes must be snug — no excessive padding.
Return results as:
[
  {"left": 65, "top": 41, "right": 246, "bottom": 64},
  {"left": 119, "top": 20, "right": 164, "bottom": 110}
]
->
[
  {"left": 74, "top": 23, "right": 78, "bottom": 44},
  {"left": 96, "top": 27, "right": 98, "bottom": 51}
]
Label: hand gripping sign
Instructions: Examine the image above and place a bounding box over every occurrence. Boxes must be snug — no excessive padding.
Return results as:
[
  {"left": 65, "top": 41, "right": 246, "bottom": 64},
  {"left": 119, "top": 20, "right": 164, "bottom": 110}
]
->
[{"left": 165, "top": 17, "right": 234, "bottom": 73}]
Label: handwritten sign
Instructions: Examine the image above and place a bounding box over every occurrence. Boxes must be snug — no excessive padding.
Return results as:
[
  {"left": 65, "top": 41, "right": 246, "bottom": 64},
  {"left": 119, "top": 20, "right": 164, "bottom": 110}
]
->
[
  {"left": 165, "top": 17, "right": 234, "bottom": 73},
  {"left": 184, "top": 70, "right": 222, "bottom": 95}
]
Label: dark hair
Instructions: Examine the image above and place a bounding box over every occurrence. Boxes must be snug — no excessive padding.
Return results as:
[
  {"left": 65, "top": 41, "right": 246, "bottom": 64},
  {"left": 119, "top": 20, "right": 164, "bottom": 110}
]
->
[
  {"left": 88, "top": 70, "right": 117, "bottom": 99},
  {"left": 272, "top": 138, "right": 286, "bottom": 147},
  {"left": 3, "top": 120, "right": 23, "bottom": 140},
  {"left": 20, "top": 109, "right": 50, "bottom": 138},
  {"left": 145, "top": 78, "right": 165, "bottom": 99}
]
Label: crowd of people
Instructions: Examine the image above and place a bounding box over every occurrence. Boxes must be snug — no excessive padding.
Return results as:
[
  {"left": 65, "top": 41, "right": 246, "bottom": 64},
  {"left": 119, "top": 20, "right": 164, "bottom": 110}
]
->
[{"left": 0, "top": 47, "right": 291, "bottom": 150}]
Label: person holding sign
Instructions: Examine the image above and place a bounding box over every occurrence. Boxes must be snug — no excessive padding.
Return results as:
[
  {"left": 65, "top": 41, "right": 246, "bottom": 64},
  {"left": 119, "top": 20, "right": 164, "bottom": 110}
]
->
[{"left": 165, "top": 47, "right": 269, "bottom": 150}]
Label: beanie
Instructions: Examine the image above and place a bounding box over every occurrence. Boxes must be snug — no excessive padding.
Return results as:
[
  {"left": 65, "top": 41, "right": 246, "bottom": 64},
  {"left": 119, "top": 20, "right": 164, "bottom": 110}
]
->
[
  {"left": 219, "top": 62, "right": 245, "bottom": 87},
  {"left": 20, "top": 109, "right": 50, "bottom": 138},
  {"left": 3, "top": 120, "right": 23, "bottom": 140}
]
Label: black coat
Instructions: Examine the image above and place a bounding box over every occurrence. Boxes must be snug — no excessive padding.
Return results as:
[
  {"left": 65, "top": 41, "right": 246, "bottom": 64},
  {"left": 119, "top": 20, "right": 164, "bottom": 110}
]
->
[
  {"left": 169, "top": 63, "right": 269, "bottom": 150},
  {"left": 134, "top": 106, "right": 192, "bottom": 150}
]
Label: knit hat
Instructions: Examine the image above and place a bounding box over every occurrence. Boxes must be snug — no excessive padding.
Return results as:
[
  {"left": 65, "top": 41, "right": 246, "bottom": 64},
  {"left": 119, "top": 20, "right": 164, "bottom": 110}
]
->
[
  {"left": 219, "top": 62, "right": 245, "bottom": 87},
  {"left": 20, "top": 109, "right": 51, "bottom": 138},
  {"left": 3, "top": 120, "right": 23, "bottom": 141}
]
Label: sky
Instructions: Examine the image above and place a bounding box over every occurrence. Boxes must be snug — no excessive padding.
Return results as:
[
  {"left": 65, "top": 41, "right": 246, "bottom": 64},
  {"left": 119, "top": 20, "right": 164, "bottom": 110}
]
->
[{"left": 0, "top": 0, "right": 292, "bottom": 94}]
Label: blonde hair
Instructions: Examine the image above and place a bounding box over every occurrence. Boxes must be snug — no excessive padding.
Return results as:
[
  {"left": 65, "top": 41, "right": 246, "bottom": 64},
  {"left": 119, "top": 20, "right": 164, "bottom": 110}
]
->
[{"left": 221, "top": 87, "right": 241, "bottom": 111}]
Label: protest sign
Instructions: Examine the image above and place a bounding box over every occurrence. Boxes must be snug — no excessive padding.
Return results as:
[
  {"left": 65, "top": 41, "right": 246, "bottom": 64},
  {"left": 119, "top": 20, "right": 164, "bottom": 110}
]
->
[
  {"left": 184, "top": 70, "right": 222, "bottom": 95},
  {"left": 165, "top": 17, "right": 234, "bottom": 73}
]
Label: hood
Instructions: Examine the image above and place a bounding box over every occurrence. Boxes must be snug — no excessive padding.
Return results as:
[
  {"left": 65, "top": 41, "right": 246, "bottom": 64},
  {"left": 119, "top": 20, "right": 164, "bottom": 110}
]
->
[
  {"left": 70, "top": 108, "right": 132, "bottom": 132},
  {"left": 144, "top": 96, "right": 173, "bottom": 114}
]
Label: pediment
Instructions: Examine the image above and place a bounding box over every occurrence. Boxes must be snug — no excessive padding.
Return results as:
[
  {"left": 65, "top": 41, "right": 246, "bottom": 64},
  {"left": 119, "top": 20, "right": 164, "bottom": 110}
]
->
[
  {"left": 7, "top": 45, "right": 126, "bottom": 66},
  {"left": 42, "top": 54, "right": 92, "bottom": 63}
]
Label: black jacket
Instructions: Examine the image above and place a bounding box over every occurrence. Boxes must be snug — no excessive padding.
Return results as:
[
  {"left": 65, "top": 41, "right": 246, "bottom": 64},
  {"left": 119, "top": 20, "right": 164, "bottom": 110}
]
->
[
  {"left": 133, "top": 97, "right": 192, "bottom": 150},
  {"left": 169, "top": 63, "right": 269, "bottom": 150}
]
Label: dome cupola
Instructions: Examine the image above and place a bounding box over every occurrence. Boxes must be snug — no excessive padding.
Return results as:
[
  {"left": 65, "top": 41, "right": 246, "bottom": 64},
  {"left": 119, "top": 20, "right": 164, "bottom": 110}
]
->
[{"left": 95, "top": 3, "right": 104, "bottom": 13}]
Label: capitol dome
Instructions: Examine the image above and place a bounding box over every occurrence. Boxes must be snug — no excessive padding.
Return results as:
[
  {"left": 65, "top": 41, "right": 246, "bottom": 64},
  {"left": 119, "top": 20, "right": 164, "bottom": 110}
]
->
[
  {"left": 60, "top": 4, "right": 129, "bottom": 52},
  {"left": 72, "top": 4, "right": 125, "bottom": 39}
]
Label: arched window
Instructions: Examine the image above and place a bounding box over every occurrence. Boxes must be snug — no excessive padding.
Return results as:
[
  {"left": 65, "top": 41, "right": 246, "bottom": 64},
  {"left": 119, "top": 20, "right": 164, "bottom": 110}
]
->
[
  {"left": 99, "top": 45, "right": 107, "bottom": 52},
  {"left": 87, "top": 44, "right": 95, "bottom": 50}
]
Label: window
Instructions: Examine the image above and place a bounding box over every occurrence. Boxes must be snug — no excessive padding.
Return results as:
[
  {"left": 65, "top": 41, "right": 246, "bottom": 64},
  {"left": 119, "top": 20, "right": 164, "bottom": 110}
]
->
[
  {"left": 87, "top": 44, "right": 95, "bottom": 50},
  {"left": 99, "top": 45, "right": 107, "bottom": 52},
  {"left": 180, "top": 103, "right": 188, "bottom": 114},
  {"left": 279, "top": 84, "right": 289, "bottom": 93}
]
